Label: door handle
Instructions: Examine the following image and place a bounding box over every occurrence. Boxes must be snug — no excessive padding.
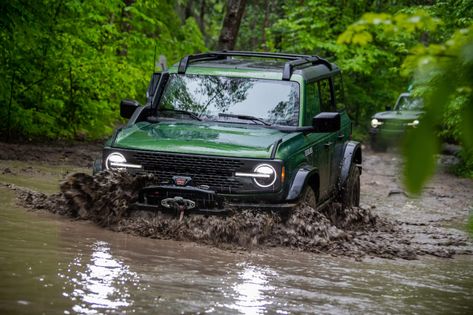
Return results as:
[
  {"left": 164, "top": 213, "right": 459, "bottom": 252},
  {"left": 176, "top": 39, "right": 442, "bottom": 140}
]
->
[
  {"left": 324, "top": 142, "right": 333, "bottom": 148},
  {"left": 338, "top": 133, "right": 345, "bottom": 139}
]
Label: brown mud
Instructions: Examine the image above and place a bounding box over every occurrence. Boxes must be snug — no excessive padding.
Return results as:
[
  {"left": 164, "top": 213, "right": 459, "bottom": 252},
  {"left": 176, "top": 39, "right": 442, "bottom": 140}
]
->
[
  {"left": 0, "top": 141, "right": 102, "bottom": 167},
  {"left": 1, "top": 142, "right": 469, "bottom": 260}
]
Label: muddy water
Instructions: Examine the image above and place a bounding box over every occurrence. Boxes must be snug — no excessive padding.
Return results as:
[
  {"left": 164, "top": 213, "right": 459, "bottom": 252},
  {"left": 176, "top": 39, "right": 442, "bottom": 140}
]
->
[
  {"left": 1, "top": 187, "right": 473, "bottom": 314},
  {"left": 1, "top": 149, "right": 473, "bottom": 314}
]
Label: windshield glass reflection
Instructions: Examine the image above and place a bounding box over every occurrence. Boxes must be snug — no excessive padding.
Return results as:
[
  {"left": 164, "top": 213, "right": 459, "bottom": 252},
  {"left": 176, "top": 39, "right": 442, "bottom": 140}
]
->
[
  {"left": 396, "top": 96, "right": 423, "bottom": 111},
  {"left": 160, "top": 74, "right": 300, "bottom": 126}
]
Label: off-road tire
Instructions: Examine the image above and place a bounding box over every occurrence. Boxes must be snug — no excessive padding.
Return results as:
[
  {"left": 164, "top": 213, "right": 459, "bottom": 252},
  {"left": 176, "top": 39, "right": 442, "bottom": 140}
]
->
[
  {"left": 280, "top": 185, "right": 317, "bottom": 222},
  {"left": 299, "top": 185, "right": 317, "bottom": 209},
  {"left": 340, "top": 164, "right": 360, "bottom": 209}
]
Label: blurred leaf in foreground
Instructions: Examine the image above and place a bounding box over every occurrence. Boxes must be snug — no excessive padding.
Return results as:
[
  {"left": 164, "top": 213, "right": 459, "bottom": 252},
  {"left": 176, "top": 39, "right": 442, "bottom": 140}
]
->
[
  {"left": 340, "top": 11, "right": 473, "bottom": 193},
  {"left": 403, "top": 25, "right": 473, "bottom": 192},
  {"left": 402, "top": 118, "right": 439, "bottom": 194}
]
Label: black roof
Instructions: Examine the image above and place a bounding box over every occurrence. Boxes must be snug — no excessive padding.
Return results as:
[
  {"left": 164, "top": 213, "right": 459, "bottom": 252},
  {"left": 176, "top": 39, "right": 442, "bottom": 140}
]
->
[{"left": 178, "top": 51, "right": 338, "bottom": 80}]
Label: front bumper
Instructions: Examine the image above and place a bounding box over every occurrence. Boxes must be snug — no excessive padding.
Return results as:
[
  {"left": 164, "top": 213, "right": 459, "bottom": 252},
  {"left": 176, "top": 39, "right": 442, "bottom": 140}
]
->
[
  {"left": 369, "top": 127, "right": 405, "bottom": 143},
  {"left": 133, "top": 184, "right": 297, "bottom": 214}
]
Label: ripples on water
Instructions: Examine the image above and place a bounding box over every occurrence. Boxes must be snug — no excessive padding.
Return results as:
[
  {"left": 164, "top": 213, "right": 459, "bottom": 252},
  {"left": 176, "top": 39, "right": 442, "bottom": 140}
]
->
[
  {"left": 228, "top": 264, "right": 277, "bottom": 315},
  {"left": 1, "top": 187, "right": 473, "bottom": 314},
  {"left": 62, "top": 241, "right": 140, "bottom": 314}
]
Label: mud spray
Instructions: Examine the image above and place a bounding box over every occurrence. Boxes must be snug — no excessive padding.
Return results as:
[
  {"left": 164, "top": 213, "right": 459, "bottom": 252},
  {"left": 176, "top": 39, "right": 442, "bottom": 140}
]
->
[{"left": 13, "top": 171, "right": 472, "bottom": 259}]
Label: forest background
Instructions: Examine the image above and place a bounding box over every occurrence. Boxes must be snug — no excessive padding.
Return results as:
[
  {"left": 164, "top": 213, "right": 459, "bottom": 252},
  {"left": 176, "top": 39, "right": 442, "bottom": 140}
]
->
[{"left": 1, "top": 0, "right": 473, "bottom": 191}]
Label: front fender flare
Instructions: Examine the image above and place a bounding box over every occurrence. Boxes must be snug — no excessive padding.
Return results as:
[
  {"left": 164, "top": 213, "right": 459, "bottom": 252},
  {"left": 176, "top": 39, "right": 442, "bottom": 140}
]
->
[
  {"left": 286, "top": 166, "right": 318, "bottom": 201},
  {"left": 339, "top": 141, "right": 362, "bottom": 188}
]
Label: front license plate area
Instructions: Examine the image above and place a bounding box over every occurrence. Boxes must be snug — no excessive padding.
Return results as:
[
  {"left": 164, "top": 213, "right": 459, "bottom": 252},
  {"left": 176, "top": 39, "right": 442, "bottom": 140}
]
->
[{"left": 139, "top": 185, "right": 222, "bottom": 210}]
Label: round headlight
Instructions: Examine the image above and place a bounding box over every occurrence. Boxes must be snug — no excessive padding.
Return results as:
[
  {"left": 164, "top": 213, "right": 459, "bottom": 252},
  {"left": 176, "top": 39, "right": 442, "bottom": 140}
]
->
[
  {"left": 105, "top": 152, "right": 126, "bottom": 170},
  {"left": 407, "top": 119, "right": 420, "bottom": 128},
  {"left": 253, "top": 164, "right": 277, "bottom": 188},
  {"left": 371, "top": 118, "right": 380, "bottom": 128}
]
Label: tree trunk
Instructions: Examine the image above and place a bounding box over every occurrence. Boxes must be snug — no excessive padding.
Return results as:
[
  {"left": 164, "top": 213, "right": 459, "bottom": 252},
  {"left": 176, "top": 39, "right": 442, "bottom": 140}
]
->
[
  {"left": 272, "top": 0, "right": 285, "bottom": 51},
  {"left": 217, "top": 0, "right": 247, "bottom": 50},
  {"left": 184, "top": 0, "right": 194, "bottom": 20},
  {"left": 117, "top": 0, "right": 136, "bottom": 56},
  {"left": 261, "top": 0, "right": 270, "bottom": 49},
  {"left": 199, "top": 0, "right": 206, "bottom": 36}
]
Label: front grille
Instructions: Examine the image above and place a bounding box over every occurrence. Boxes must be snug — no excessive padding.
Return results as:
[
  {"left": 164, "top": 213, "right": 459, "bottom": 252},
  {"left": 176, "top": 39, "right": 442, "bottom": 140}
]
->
[{"left": 132, "top": 151, "right": 245, "bottom": 192}]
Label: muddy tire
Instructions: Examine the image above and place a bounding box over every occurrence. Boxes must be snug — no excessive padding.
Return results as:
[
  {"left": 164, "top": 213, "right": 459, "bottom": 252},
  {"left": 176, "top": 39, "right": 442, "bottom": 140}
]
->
[
  {"left": 340, "top": 164, "right": 360, "bottom": 209},
  {"left": 299, "top": 185, "right": 317, "bottom": 209}
]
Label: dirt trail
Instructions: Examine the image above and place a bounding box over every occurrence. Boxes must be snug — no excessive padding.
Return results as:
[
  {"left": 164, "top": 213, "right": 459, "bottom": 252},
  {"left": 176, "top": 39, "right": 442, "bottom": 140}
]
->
[
  {"left": 0, "top": 141, "right": 102, "bottom": 167},
  {"left": 1, "top": 142, "right": 472, "bottom": 259}
]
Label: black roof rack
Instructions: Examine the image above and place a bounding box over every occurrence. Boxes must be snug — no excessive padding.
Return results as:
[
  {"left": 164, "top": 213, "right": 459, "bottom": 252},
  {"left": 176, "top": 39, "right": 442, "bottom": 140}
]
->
[{"left": 177, "top": 51, "right": 333, "bottom": 80}]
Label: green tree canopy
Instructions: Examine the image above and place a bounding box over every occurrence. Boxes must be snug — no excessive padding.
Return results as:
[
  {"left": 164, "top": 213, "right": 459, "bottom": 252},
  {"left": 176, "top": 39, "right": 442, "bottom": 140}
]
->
[
  {"left": 0, "top": 0, "right": 205, "bottom": 141},
  {"left": 339, "top": 9, "right": 473, "bottom": 192}
]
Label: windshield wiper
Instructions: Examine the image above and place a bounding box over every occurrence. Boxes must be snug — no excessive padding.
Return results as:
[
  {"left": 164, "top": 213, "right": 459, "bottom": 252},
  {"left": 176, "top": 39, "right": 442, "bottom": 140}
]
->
[
  {"left": 218, "top": 113, "right": 271, "bottom": 126},
  {"left": 158, "top": 109, "right": 201, "bottom": 121}
]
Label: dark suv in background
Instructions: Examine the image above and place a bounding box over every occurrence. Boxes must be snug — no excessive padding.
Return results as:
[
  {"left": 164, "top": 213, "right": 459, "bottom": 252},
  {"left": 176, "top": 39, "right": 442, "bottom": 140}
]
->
[{"left": 370, "top": 92, "right": 424, "bottom": 151}]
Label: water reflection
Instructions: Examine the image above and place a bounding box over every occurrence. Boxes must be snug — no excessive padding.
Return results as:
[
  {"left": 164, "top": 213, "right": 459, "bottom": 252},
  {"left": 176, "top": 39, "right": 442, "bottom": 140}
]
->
[
  {"left": 229, "top": 263, "right": 276, "bottom": 315},
  {"left": 61, "top": 241, "right": 140, "bottom": 314}
]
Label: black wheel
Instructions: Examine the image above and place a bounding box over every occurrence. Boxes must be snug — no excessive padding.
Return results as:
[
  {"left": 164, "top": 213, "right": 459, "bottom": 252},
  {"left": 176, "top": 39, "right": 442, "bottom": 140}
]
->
[
  {"left": 340, "top": 164, "right": 360, "bottom": 209},
  {"left": 299, "top": 185, "right": 317, "bottom": 209}
]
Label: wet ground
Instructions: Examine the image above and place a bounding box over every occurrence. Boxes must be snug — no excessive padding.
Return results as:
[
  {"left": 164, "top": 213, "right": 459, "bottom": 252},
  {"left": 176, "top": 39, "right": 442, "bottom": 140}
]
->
[{"left": 0, "top": 142, "right": 472, "bottom": 314}]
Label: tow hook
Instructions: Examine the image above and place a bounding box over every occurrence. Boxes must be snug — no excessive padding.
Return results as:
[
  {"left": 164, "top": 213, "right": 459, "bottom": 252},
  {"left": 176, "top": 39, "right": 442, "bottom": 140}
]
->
[{"left": 161, "top": 197, "right": 196, "bottom": 221}]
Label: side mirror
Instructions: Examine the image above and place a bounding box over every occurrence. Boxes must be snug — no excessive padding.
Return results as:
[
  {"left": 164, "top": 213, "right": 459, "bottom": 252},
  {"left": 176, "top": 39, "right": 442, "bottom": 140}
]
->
[
  {"left": 120, "top": 99, "right": 140, "bottom": 119},
  {"left": 312, "top": 112, "right": 341, "bottom": 133},
  {"left": 385, "top": 105, "right": 392, "bottom": 111},
  {"left": 146, "top": 72, "right": 162, "bottom": 102}
]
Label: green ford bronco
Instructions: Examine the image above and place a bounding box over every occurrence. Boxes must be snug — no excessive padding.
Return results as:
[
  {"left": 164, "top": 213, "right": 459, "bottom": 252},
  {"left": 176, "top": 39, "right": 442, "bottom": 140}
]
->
[{"left": 95, "top": 51, "right": 362, "bottom": 215}]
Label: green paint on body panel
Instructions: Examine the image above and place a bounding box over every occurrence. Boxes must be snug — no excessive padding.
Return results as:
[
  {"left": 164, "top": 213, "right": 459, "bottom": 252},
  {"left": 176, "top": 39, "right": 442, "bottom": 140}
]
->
[{"left": 114, "top": 121, "right": 290, "bottom": 159}]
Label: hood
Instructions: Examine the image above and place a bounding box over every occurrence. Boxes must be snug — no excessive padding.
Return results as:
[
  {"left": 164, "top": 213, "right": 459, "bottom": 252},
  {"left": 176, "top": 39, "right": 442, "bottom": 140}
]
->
[
  {"left": 113, "top": 121, "right": 288, "bottom": 159},
  {"left": 372, "top": 110, "right": 423, "bottom": 121}
]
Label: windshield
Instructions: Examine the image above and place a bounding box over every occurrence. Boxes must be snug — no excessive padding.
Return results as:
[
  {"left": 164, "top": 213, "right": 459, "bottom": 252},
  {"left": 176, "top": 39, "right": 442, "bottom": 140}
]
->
[
  {"left": 159, "top": 74, "right": 300, "bottom": 126},
  {"left": 395, "top": 96, "right": 423, "bottom": 111}
]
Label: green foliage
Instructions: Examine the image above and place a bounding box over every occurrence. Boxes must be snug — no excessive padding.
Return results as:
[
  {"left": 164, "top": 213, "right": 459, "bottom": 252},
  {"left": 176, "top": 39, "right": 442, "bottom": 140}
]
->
[
  {"left": 338, "top": 11, "right": 441, "bottom": 46},
  {"left": 266, "top": 0, "right": 430, "bottom": 130},
  {"left": 336, "top": 9, "right": 442, "bottom": 130},
  {"left": 340, "top": 7, "right": 473, "bottom": 192},
  {"left": 402, "top": 118, "right": 440, "bottom": 194},
  {"left": 433, "top": 0, "right": 473, "bottom": 30},
  {"left": 452, "top": 149, "right": 473, "bottom": 179},
  {"left": 174, "top": 0, "right": 225, "bottom": 49},
  {"left": 403, "top": 25, "right": 473, "bottom": 190},
  {"left": 236, "top": 0, "right": 284, "bottom": 51},
  {"left": 337, "top": 10, "right": 441, "bottom": 192},
  {"left": 0, "top": 0, "right": 205, "bottom": 141},
  {"left": 264, "top": 0, "right": 472, "bottom": 147}
]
